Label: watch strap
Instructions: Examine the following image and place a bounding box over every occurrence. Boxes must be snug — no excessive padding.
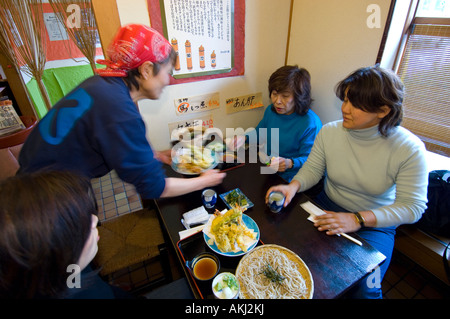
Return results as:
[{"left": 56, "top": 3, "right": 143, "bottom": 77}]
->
[{"left": 354, "top": 212, "right": 365, "bottom": 227}]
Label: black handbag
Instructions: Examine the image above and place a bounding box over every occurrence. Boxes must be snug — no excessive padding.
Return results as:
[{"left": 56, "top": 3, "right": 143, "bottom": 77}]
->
[
  {"left": 416, "top": 170, "right": 450, "bottom": 282},
  {"left": 444, "top": 242, "right": 450, "bottom": 282},
  {"left": 416, "top": 170, "right": 450, "bottom": 237}
]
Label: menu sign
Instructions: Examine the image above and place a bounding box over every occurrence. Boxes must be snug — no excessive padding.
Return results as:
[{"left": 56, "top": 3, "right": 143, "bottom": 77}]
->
[
  {"left": 226, "top": 92, "right": 264, "bottom": 114},
  {"left": 174, "top": 92, "right": 220, "bottom": 116},
  {"left": 161, "top": 0, "right": 233, "bottom": 78},
  {"left": 168, "top": 114, "right": 214, "bottom": 140}
]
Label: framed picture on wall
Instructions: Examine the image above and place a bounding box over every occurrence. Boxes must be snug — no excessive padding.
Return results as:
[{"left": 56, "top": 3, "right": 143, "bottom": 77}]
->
[{"left": 148, "top": 0, "right": 245, "bottom": 84}]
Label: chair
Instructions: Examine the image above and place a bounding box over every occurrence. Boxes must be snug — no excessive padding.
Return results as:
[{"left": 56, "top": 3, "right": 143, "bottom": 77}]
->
[
  {"left": 0, "top": 116, "right": 37, "bottom": 149},
  {"left": 0, "top": 144, "right": 22, "bottom": 180},
  {"left": 0, "top": 116, "right": 37, "bottom": 180},
  {"left": 91, "top": 172, "right": 173, "bottom": 295}
]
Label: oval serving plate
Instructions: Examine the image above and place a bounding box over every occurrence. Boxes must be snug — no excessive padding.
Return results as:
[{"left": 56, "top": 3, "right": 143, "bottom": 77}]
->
[{"left": 171, "top": 147, "right": 218, "bottom": 175}]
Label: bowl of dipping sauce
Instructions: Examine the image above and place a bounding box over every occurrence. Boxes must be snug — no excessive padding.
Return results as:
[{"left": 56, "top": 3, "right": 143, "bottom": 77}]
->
[
  {"left": 212, "top": 272, "right": 240, "bottom": 299},
  {"left": 186, "top": 252, "right": 220, "bottom": 281}
]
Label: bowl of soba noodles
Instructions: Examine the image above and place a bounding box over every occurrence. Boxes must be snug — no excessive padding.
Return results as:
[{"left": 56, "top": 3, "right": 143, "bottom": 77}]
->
[{"left": 235, "top": 244, "right": 313, "bottom": 299}]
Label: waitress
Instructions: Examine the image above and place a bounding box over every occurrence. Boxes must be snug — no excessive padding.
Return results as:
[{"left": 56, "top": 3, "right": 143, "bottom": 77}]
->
[{"left": 18, "top": 24, "right": 225, "bottom": 199}]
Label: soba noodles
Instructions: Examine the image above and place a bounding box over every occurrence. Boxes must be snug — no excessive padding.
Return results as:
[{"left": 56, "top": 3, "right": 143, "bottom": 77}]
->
[{"left": 237, "top": 247, "right": 308, "bottom": 299}]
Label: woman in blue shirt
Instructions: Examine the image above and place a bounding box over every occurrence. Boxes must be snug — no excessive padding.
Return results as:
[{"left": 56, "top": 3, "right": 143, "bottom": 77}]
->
[{"left": 231, "top": 65, "right": 322, "bottom": 182}]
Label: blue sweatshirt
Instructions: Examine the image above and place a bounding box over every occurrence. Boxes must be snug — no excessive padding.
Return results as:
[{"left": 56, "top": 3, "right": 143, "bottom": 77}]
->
[
  {"left": 251, "top": 105, "right": 322, "bottom": 182},
  {"left": 18, "top": 76, "right": 166, "bottom": 199}
]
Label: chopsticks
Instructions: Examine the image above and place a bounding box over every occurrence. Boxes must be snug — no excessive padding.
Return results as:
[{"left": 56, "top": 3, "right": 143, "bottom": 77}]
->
[
  {"left": 300, "top": 201, "right": 363, "bottom": 246},
  {"left": 337, "top": 233, "right": 363, "bottom": 246}
]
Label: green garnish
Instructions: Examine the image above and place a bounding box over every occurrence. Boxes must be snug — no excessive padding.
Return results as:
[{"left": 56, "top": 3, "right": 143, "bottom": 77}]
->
[
  {"left": 226, "top": 189, "right": 248, "bottom": 207},
  {"left": 260, "top": 263, "right": 285, "bottom": 285},
  {"left": 223, "top": 274, "right": 239, "bottom": 290},
  {"left": 214, "top": 274, "right": 238, "bottom": 291},
  {"left": 214, "top": 282, "right": 223, "bottom": 291}
]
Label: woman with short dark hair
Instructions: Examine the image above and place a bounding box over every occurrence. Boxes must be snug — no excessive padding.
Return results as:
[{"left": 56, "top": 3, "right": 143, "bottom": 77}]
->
[
  {"left": 231, "top": 65, "right": 322, "bottom": 182},
  {"left": 335, "top": 65, "right": 404, "bottom": 137},
  {"left": 268, "top": 65, "right": 313, "bottom": 115},
  {"left": 267, "top": 65, "right": 428, "bottom": 298}
]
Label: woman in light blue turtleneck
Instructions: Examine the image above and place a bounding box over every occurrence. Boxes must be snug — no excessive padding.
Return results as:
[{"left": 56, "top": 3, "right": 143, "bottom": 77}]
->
[{"left": 266, "top": 65, "right": 428, "bottom": 299}]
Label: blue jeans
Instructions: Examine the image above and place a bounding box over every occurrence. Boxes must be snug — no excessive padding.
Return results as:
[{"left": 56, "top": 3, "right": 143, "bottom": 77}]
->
[{"left": 314, "top": 191, "right": 396, "bottom": 299}]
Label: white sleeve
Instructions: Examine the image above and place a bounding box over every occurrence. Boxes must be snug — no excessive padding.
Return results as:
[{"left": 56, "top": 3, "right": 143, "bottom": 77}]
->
[
  {"left": 292, "top": 127, "right": 326, "bottom": 192},
  {"left": 372, "top": 142, "right": 428, "bottom": 228}
]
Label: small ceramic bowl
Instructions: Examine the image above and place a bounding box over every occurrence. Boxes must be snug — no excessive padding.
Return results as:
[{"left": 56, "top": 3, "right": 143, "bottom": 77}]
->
[{"left": 212, "top": 272, "right": 240, "bottom": 299}]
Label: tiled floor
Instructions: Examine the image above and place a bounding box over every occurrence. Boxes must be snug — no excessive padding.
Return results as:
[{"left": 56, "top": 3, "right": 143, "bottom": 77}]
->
[
  {"left": 91, "top": 170, "right": 143, "bottom": 222},
  {"left": 108, "top": 244, "right": 184, "bottom": 295},
  {"left": 91, "top": 171, "right": 170, "bottom": 293},
  {"left": 382, "top": 251, "right": 450, "bottom": 299}
]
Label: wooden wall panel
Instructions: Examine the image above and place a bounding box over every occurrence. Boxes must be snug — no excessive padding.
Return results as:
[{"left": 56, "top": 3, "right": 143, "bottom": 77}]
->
[{"left": 92, "top": 0, "right": 122, "bottom": 58}]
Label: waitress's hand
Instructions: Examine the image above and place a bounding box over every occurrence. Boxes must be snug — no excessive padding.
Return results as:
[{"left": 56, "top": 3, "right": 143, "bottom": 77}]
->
[
  {"left": 199, "top": 169, "right": 226, "bottom": 187},
  {"left": 314, "top": 211, "right": 361, "bottom": 235},
  {"left": 265, "top": 180, "right": 300, "bottom": 207},
  {"left": 154, "top": 149, "right": 172, "bottom": 165}
]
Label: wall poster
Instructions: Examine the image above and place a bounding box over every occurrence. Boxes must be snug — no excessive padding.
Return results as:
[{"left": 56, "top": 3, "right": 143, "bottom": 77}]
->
[
  {"left": 163, "top": 0, "right": 233, "bottom": 78},
  {"left": 41, "top": 3, "right": 103, "bottom": 62},
  {"left": 148, "top": 0, "right": 245, "bottom": 85}
]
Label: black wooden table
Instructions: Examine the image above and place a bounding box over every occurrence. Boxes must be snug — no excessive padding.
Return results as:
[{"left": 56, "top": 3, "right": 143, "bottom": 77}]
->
[{"left": 155, "top": 161, "right": 386, "bottom": 299}]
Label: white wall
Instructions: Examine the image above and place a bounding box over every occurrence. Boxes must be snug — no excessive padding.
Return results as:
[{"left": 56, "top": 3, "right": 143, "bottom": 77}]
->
[
  {"left": 116, "top": 0, "right": 152, "bottom": 26},
  {"left": 118, "top": 0, "right": 292, "bottom": 150},
  {"left": 287, "top": 0, "right": 391, "bottom": 125},
  {"left": 117, "top": 0, "right": 392, "bottom": 150}
]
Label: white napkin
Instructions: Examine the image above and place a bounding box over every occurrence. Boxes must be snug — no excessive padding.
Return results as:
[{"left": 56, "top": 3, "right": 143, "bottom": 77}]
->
[
  {"left": 300, "top": 201, "right": 363, "bottom": 246},
  {"left": 181, "top": 206, "right": 210, "bottom": 229},
  {"left": 300, "top": 201, "right": 326, "bottom": 222}
]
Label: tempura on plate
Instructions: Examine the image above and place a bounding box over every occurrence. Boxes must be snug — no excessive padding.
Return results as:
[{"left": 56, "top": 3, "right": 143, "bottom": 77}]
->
[{"left": 207, "top": 205, "right": 257, "bottom": 253}]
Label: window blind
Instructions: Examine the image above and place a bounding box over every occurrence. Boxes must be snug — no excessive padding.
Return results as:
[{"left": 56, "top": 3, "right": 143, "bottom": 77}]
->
[{"left": 397, "top": 22, "right": 450, "bottom": 156}]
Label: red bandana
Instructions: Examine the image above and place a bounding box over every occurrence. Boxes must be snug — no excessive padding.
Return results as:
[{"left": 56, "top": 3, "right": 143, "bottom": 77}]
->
[{"left": 96, "top": 24, "right": 172, "bottom": 77}]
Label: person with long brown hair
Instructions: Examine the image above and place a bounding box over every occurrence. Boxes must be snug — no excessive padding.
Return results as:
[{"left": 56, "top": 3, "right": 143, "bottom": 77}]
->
[{"left": 0, "top": 170, "right": 129, "bottom": 298}]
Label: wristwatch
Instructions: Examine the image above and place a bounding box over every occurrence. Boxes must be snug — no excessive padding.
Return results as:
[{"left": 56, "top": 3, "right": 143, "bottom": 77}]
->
[
  {"left": 288, "top": 158, "right": 294, "bottom": 169},
  {"left": 353, "top": 212, "right": 366, "bottom": 227}
]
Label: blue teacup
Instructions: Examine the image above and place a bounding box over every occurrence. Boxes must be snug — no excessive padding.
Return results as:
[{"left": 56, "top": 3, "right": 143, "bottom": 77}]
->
[
  {"left": 268, "top": 191, "right": 285, "bottom": 213},
  {"left": 202, "top": 189, "right": 217, "bottom": 209}
]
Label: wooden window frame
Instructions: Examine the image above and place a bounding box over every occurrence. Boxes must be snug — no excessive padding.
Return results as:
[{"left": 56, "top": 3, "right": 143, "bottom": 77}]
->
[{"left": 379, "top": 1, "right": 450, "bottom": 156}]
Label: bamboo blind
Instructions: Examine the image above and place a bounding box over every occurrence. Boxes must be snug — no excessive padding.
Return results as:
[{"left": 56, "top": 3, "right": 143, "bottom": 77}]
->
[{"left": 397, "top": 23, "right": 450, "bottom": 156}]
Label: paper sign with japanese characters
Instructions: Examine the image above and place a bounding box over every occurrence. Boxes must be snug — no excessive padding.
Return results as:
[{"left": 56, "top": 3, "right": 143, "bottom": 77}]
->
[
  {"left": 168, "top": 114, "right": 214, "bottom": 140},
  {"left": 174, "top": 92, "right": 220, "bottom": 116},
  {"left": 225, "top": 92, "right": 264, "bottom": 114},
  {"left": 162, "top": 0, "right": 233, "bottom": 78}
]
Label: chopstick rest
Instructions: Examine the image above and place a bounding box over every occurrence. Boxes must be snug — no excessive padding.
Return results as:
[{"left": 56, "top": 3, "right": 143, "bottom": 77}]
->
[{"left": 300, "top": 201, "right": 363, "bottom": 246}]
